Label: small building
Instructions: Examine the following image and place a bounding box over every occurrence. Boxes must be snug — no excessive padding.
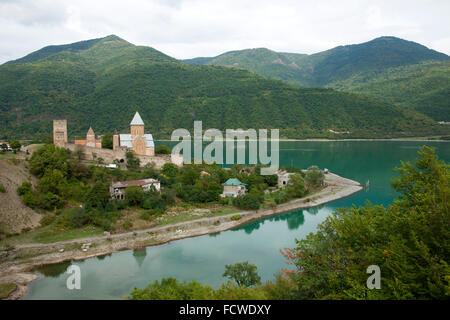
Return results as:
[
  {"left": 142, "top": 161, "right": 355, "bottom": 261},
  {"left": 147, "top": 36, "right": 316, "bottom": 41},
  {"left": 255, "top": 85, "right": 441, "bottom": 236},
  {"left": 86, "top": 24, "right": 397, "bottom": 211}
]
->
[
  {"left": 110, "top": 178, "right": 160, "bottom": 200},
  {"left": 277, "top": 170, "right": 292, "bottom": 188},
  {"left": 220, "top": 178, "right": 247, "bottom": 198},
  {"left": 0, "top": 142, "right": 12, "bottom": 151},
  {"left": 75, "top": 126, "right": 102, "bottom": 148}
]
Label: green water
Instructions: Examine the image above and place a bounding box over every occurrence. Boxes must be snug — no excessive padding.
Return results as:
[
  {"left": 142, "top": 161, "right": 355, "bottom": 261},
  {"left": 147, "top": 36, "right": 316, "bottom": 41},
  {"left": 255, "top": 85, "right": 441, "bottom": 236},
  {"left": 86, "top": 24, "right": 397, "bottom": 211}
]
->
[{"left": 24, "top": 141, "right": 450, "bottom": 299}]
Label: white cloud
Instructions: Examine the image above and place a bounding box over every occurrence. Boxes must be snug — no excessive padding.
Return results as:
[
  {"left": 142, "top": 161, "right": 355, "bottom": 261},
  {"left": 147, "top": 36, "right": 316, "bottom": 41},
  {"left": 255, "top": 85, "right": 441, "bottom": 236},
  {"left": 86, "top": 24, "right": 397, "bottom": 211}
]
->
[{"left": 0, "top": 0, "right": 448, "bottom": 63}]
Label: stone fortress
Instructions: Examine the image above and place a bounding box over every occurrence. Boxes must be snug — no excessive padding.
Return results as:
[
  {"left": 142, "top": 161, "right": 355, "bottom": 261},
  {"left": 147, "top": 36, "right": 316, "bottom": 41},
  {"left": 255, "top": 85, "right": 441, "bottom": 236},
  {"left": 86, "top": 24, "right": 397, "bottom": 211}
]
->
[{"left": 53, "top": 112, "right": 182, "bottom": 168}]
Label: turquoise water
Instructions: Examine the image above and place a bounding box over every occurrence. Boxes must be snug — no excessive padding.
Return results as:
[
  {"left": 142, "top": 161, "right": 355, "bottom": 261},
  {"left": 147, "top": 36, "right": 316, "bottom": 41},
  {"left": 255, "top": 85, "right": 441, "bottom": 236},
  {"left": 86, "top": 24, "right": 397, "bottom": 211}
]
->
[{"left": 24, "top": 141, "right": 450, "bottom": 299}]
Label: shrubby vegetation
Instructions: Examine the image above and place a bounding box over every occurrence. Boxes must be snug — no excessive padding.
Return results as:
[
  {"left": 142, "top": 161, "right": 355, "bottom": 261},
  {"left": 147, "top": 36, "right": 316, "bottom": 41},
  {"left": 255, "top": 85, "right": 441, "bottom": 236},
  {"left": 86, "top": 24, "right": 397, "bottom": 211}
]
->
[
  {"left": 155, "top": 145, "right": 171, "bottom": 154},
  {"left": 130, "top": 146, "right": 449, "bottom": 300},
  {"left": 277, "top": 146, "right": 449, "bottom": 299},
  {"left": 17, "top": 144, "right": 318, "bottom": 234}
]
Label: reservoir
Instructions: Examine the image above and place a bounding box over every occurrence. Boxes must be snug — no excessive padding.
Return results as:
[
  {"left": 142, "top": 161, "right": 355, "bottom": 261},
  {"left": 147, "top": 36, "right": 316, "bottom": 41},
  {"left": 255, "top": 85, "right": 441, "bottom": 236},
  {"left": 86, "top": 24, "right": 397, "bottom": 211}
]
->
[{"left": 24, "top": 141, "right": 450, "bottom": 299}]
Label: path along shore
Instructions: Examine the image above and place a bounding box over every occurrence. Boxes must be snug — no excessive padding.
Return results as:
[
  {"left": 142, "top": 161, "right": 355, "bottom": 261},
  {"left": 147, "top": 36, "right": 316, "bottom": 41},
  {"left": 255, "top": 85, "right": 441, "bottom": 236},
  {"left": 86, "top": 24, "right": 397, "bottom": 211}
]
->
[{"left": 0, "top": 172, "right": 362, "bottom": 299}]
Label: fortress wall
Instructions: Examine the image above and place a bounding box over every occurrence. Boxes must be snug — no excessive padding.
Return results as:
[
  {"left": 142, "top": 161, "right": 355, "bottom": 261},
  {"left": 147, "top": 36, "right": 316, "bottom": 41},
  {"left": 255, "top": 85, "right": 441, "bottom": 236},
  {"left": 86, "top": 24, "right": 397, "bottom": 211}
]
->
[
  {"left": 65, "top": 143, "right": 125, "bottom": 163},
  {"left": 138, "top": 154, "right": 183, "bottom": 168},
  {"left": 64, "top": 143, "right": 183, "bottom": 168}
]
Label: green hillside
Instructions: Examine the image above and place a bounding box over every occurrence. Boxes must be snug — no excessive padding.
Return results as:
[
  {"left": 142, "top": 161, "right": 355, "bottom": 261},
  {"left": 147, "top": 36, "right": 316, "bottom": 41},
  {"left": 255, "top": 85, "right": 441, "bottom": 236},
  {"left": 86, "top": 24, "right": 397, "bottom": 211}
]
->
[
  {"left": 0, "top": 35, "right": 446, "bottom": 140},
  {"left": 183, "top": 37, "right": 449, "bottom": 121},
  {"left": 183, "top": 48, "right": 310, "bottom": 86},
  {"left": 328, "top": 61, "right": 450, "bottom": 121}
]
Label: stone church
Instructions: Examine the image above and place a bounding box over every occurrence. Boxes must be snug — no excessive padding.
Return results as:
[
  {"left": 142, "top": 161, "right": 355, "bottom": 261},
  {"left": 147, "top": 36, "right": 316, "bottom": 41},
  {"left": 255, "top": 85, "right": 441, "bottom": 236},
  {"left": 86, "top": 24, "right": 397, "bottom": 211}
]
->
[
  {"left": 113, "top": 112, "right": 155, "bottom": 156},
  {"left": 75, "top": 126, "right": 102, "bottom": 148}
]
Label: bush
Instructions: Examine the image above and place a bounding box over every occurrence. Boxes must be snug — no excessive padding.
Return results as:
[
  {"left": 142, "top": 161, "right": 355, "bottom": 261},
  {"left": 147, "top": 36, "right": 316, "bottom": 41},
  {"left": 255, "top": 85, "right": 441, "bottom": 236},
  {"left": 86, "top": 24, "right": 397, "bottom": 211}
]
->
[
  {"left": 140, "top": 208, "right": 164, "bottom": 220},
  {"left": 85, "top": 182, "right": 110, "bottom": 209},
  {"left": 0, "top": 184, "right": 5, "bottom": 193},
  {"left": 17, "top": 182, "right": 33, "bottom": 195},
  {"left": 29, "top": 144, "right": 68, "bottom": 178},
  {"left": 286, "top": 173, "right": 306, "bottom": 198},
  {"left": 40, "top": 214, "right": 56, "bottom": 226},
  {"left": 232, "top": 194, "right": 261, "bottom": 210},
  {"left": 231, "top": 214, "right": 242, "bottom": 221},
  {"left": 126, "top": 151, "right": 140, "bottom": 169},
  {"left": 125, "top": 185, "right": 145, "bottom": 206},
  {"left": 122, "top": 220, "right": 133, "bottom": 230},
  {"left": 115, "top": 200, "right": 127, "bottom": 210},
  {"left": 155, "top": 145, "right": 171, "bottom": 154},
  {"left": 305, "top": 165, "right": 325, "bottom": 188},
  {"left": 57, "top": 207, "right": 90, "bottom": 229}
]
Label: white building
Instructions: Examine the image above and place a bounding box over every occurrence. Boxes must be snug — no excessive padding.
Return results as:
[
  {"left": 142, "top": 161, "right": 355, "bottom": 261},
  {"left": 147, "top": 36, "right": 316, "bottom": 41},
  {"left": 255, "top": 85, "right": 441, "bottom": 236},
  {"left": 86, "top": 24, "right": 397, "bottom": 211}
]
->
[{"left": 277, "top": 170, "right": 292, "bottom": 188}]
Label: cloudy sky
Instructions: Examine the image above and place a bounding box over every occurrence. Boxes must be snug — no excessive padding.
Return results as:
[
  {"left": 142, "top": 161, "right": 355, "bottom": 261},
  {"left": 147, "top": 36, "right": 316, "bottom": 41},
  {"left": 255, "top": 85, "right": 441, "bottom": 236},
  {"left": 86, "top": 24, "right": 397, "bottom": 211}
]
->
[{"left": 0, "top": 0, "right": 449, "bottom": 63}]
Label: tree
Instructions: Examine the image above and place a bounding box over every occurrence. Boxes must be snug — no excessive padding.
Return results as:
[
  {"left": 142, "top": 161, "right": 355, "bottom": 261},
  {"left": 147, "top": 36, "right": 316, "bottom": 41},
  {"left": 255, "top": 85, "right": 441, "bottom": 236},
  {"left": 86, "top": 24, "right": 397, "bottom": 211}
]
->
[
  {"left": 9, "top": 140, "right": 21, "bottom": 153},
  {"left": 206, "top": 181, "right": 222, "bottom": 201},
  {"left": 286, "top": 173, "right": 306, "bottom": 198},
  {"left": 305, "top": 165, "right": 324, "bottom": 188},
  {"left": 281, "top": 146, "right": 450, "bottom": 300},
  {"left": 223, "top": 261, "right": 261, "bottom": 287},
  {"left": 1, "top": 143, "right": 7, "bottom": 152},
  {"left": 125, "top": 185, "right": 145, "bottom": 206},
  {"left": 180, "top": 167, "right": 200, "bottom": 185},
  {"left": 85, "top": 182, "right": 110, "bottom": 209},
  {"left": 37, "top": 169, "right": 66, "bottom": 195},
  {"left": 102, "top": 133, "right": 113, "bottom": 149},
  {"left": 29, "top": 144, "right": 68, "bottom": 178},
  {"left": 232, "top": 193, "right": 261, "bottom": 210},
  {"left": 155, "top": 145, "right": 171, "bottom": 154},
  {"left": 17, "top": 182, "right": 33, "bottom": 195},
  {"left": 126, "top": 151, "right": 140, "bottom": 169},
  {"left": 161, "top": 163, "right": 179, "bottom": 178}
]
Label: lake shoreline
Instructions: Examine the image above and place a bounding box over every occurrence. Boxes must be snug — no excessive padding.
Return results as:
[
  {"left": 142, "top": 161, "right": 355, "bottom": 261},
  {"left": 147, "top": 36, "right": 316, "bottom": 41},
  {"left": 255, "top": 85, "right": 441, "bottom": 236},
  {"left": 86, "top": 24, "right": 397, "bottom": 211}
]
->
[
  {"left": 0, "top": 172, "right": 362, "bottom": 300},
  {"left": 155, "top": 138, "right": 450, "bottom": 142}
]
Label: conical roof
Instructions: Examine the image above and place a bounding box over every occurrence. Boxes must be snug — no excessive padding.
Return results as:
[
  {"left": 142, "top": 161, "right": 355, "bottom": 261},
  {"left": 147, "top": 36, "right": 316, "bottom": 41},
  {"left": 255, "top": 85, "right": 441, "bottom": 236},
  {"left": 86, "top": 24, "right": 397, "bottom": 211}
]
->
[
  {"left": 130, "top": 112, "right": 144, "bottom": 126},
  {"left": 87, "top": 126, "right": 94, "bottom": 135}
]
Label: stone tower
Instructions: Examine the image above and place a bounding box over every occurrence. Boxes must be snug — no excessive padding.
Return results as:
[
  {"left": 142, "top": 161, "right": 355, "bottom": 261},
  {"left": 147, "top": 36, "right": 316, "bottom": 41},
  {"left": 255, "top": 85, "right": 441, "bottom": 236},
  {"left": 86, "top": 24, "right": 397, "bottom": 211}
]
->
[
  {"left": 53, "top": 120, "right": 67, "bottom": 147},
  {"left": 130, "top": 112, "right": 145, "bottom": 136},
  {"left": 113, "top": 130, "right": 120, "bottom": 150},
  {"left": 86, "top": 126, "right": 96, "bottom": 148}
]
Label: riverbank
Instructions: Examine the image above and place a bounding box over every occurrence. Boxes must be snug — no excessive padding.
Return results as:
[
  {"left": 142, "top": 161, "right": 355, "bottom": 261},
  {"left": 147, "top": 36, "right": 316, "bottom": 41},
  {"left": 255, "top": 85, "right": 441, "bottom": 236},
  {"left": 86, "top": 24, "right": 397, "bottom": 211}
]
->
[{"left": 0, "top": 172, "right": 362, "bottom": 300}]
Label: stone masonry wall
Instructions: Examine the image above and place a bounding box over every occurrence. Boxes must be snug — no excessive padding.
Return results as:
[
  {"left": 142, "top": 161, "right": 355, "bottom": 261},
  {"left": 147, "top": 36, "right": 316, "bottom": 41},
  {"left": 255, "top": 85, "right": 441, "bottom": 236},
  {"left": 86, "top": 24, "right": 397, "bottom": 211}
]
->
[{"left": 64, "top": 143, "right": 182, "bottom": 168}]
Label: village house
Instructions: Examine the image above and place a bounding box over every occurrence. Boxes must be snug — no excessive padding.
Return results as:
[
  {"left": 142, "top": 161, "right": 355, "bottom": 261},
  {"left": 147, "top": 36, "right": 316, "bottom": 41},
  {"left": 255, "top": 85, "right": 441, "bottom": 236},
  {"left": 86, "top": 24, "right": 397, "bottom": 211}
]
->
[
  {"left": 110, "top": 178, "right": 160, "bottom": 200},
  {"left": 220, "top": 178, "right": 247, "bottom": 198}
]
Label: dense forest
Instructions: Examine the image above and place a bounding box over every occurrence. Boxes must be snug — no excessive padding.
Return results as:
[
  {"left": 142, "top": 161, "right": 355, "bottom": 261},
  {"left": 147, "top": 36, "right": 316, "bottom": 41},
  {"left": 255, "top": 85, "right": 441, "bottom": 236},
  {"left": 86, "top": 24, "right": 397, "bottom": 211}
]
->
[
  {"left": 184, "top": 36, "right": 450, "bottom": 121},
  {"left": 0, "top": 35, "right": 446, "bottom": 140}
]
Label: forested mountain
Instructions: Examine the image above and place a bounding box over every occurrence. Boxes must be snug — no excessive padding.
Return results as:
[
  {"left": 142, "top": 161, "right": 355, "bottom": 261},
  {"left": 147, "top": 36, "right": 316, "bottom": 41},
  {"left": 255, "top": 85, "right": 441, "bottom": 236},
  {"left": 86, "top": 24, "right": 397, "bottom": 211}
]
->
[
  {"left": 0, "top": 35, "right": 446, "bottom": 140},
  {"left": 328, "top": 61, "right": 450, "bottom": 121},
  {"left": 183, "top": 37, "right": 450, "bottom": 121}
]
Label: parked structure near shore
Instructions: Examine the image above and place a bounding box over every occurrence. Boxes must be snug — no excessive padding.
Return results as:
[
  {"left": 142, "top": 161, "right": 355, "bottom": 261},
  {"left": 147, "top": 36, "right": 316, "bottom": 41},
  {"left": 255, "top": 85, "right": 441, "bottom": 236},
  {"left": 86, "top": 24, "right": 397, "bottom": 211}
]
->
[{"left": 110, "top": 178, "right": 160, "bottom": 200}]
